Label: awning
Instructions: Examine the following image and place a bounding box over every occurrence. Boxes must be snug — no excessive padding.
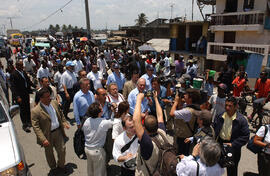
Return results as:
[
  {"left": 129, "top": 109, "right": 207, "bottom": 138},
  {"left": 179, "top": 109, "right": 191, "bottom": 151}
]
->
[{"left": 146, "top": 38, "right": 170, "bottom": 52}]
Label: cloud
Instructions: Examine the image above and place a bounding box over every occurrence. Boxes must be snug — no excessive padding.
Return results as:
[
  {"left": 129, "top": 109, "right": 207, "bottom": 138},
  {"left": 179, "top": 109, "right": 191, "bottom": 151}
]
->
[{"left": 0, "top": 0, "right": 213, "bottom": 31}]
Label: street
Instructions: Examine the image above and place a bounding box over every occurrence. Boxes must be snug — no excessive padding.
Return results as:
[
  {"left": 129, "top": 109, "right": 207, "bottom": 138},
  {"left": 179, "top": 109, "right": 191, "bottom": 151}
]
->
[{"left": 10, "top": 98, "right": 258, "bottom": 176}]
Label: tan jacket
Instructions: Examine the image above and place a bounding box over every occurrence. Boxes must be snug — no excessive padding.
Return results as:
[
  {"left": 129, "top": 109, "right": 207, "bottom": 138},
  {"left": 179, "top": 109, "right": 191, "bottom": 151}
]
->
[
  {"left": 174, "top": 107, "right": 197, "bottom": 138},
  {"left": 135, "top": 129, "right": 168, "bottom": 176},
  {"left": 123, "top": 80, "right": 136, "bottom": 100},
  {"left": 31, "top": 100, "right": 67, "bottom": 146}
]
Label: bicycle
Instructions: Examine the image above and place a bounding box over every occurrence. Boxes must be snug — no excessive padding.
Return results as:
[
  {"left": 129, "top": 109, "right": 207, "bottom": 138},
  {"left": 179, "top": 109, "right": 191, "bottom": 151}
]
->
[{"left": 251, "top": 102, "right": 270, "bottom": 130}]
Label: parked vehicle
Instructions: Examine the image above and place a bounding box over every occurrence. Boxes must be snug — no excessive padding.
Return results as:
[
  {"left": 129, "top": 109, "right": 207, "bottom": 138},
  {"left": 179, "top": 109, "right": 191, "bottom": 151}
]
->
[
  {"left": 9, "top": 33, "right": 23, "bottom": 46},
  {"left": 0, "top": 38, "right": 5, "bottom": 57},
  {"left": 0, "top": 100, "right": 32, "bottom": 176}
]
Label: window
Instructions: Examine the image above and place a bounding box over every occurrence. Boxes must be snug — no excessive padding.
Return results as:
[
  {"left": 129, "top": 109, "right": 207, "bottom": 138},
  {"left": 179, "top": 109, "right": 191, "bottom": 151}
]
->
[{"left": 243, "top": 0, "right": 255, "bottom": 11}]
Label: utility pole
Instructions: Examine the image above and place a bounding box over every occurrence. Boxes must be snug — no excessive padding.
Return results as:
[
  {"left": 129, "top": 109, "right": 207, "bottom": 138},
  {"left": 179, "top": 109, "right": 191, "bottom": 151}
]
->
[
  {"left": 8, "top": 17, "right": 13, "bottom": 29},
  {"left": 192, "top": 0, "right": 194, "bottom": 21},
  {"left": 84, "top": 0, "right": 91, "bottom": 39},
  {"left": 170, "top": 3, "right": 175, "bottom": 19}
]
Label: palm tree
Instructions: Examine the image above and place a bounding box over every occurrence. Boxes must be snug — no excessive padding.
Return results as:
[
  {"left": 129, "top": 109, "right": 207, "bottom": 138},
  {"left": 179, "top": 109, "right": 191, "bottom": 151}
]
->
[{"left": 135, "top": 13, "right": 148, "bottom": 26}]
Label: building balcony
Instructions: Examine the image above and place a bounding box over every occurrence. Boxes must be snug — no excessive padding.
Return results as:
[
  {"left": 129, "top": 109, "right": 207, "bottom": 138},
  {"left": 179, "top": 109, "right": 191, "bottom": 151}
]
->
[
  {"left": 210, "top": 11, "right": 265, "bottom": 32},
  {"left": 207, "top": 42, "right": 270, "bottom": 66}
]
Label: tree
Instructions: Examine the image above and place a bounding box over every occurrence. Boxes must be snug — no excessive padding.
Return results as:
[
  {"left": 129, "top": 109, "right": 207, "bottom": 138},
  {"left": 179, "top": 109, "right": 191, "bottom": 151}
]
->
[
  {"left": 135, "top": 13, "right": 148, "bottom": 26},
  {"left": 55, "top": 24, "right": 60, "bottom": 32},
  {"left": 62, "top": 24, "right": 67, "bottom": 32},
  {"left": 48, "top": 24, "right": 55, "bottom": 33}
]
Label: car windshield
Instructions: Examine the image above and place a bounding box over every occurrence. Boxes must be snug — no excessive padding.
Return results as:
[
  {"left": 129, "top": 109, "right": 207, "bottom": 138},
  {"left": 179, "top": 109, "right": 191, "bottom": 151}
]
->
[
  {"left": 0, "top": 39, "right": 4, "bottom": 47},
  {"left": 0, "top": 103, "right": 8, "bottom": 123}
]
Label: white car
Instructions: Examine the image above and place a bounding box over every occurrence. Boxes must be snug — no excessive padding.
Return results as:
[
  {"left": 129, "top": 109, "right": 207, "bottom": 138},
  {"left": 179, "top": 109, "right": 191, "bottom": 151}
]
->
[{"left": 0, "top": 102, "right": 31, "bottom": 176}]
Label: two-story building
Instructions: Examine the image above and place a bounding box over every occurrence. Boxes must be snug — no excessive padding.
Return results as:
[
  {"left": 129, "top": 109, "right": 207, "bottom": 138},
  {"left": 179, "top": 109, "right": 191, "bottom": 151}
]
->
[{"left": 207, "top": 0, "right": 270, "bottom": 84}]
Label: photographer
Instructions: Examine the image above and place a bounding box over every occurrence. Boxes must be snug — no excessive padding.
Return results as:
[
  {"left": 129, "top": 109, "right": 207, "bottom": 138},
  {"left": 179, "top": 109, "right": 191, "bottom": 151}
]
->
[
  {"left": 176, "top": 137, "right": 224, "bottom": 176},
  {"left": 170, "top": 88, "right": 201, "bottom": 155},
  {"left": 150, "top": 77, "right": 172, "bottom": 115}
]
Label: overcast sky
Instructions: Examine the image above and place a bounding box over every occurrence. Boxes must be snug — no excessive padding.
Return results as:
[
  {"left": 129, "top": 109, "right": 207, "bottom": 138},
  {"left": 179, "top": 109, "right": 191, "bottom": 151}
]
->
[{"left": 0, "top": 0, "right": 213, "bottom": 32}]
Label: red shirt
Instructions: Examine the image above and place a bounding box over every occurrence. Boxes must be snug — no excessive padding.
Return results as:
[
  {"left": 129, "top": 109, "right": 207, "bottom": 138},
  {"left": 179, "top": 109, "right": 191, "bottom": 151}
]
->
[
  {"left": 255, "top": 79, "right": 270, "bottom": 98},
  {"left": 232, "top": 76, "right": 246, "bottom": 97}
]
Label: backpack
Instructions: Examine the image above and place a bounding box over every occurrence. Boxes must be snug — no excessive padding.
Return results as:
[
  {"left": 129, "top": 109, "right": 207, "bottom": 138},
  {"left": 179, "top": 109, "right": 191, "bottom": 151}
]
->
[
  {"left": 144, "top": 130, "right": 178, "bottom": 176},
  {"left": 73, "top": 117, "right": 87, "bottom": 159}
]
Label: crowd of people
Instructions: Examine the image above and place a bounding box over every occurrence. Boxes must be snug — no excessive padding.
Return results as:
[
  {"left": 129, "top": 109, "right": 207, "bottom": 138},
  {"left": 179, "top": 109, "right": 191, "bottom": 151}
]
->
[{"left": 0, "top": 37, "right": 270, "bottom": 176}]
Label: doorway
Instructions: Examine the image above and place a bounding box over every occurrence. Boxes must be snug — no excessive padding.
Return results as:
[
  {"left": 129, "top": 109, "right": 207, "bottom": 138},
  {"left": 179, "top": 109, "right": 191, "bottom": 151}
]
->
[{"left": 225, "top": 0, "right": 238, "bottom": 12}]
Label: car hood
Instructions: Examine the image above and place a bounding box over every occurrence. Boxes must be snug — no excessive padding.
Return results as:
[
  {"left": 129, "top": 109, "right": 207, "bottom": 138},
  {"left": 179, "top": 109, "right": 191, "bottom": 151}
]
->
[{"left": 0, "top": 122, "right": 19, "bottom": 172}]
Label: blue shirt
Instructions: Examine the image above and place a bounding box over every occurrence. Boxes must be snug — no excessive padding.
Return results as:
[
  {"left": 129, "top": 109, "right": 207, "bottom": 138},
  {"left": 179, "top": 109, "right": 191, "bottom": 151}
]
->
[
  {"left": 204, "top": 82, "right": 214, "bottom": 97},
  {"left": 141, "top": 73, "right": 156, "bottom": 91},
  {"left": 101, "top": 101, "right": 112, "bottom": 120},
  {"left": 128, "top": 88, "right": 149, "bottom": 115},
  {"left": 73, "top": 90, "right": 95, "bottom": 125},
  {"left": 106, "top": 72, "right": 126, "bottom": 91}
]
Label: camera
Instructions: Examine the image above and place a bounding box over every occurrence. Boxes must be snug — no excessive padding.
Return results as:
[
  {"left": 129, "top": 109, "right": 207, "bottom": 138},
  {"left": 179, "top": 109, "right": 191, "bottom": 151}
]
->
[{"left": 144, "top": 90, "right": 153, "bottom": 97}]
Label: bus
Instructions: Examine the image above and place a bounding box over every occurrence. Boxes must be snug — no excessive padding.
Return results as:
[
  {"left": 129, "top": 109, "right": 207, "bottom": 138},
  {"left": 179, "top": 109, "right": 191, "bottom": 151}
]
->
[{"left": 9, "top": 33, "right": 23, "bottom": 46}]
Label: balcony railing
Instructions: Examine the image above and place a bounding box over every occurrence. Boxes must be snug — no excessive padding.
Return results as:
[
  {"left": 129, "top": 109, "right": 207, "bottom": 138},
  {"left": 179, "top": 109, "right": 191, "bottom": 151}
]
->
[
  {"left": 211, "top": 11, "right": 265, "bottom": 26},
  {"left": 207, "top": 42, "right": 270, "bottom": 66}
]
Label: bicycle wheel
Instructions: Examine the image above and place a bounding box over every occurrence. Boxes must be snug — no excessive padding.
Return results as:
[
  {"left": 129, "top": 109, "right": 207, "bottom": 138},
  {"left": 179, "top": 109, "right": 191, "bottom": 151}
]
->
[{"left": 253, "top": 114, "right": 270, "bottom": 130}]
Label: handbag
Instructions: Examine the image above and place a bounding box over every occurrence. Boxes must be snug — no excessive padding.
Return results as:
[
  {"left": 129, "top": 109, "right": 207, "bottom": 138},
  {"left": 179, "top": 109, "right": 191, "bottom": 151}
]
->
[{"left": 247, "top": 125, "right": 268, "bottom": 154}]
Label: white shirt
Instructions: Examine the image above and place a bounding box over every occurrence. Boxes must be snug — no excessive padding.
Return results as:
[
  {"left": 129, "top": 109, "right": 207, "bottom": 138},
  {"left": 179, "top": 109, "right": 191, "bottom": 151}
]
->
[
  {"left": 73, "top": 60, "right": 84, "bottom": 76},
  {"left": 87, "top": 71, "right": 103, "bottom": 90},
  {"left": 41, "top": 103, "right": 60, "bottom": 131},
  {"left": 23, "top": 58, "right": 36, "bottom": 72},
  {"left": 106, "top": 93, "right": 125, "bottom": 109},
  {"left": 256, "top": 125, "right": 270, "bottom": 154},
  {"left": 37, "top": 67, "right": 50, "bottom": 79},
  {"left": 60, "top": 70, "right": 77, "bottom": 91},
  {"left": 209, "top": 94, "right": 226, "bottom": 121},
  {"left": 176, "top": 155, "right": 224, "bottom": 176},
  {"left": 112, "top": 118, "right": 124, "bottom": 140},
  {"left": 82, "top": 117, "right": 113, "bottom": 148},
  {"left": 97, "top": 58, "right": 107, "bottom": 75},
  {"left": 112, "top": 131, "right": 139, "bottom": 168},
  {"left": 53, "top": 71, "right": 62, "bottom": 90}
]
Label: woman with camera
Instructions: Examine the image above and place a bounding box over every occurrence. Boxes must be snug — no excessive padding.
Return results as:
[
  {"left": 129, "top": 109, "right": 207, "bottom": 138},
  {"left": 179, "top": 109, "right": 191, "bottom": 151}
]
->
[{"left": 253, "top": 124, "right": 270, "bottom": 176}]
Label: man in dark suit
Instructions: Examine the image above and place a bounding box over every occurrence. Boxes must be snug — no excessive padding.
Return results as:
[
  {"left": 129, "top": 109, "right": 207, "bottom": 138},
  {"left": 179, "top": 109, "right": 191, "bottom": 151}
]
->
[
  {"left": 10, "top": 60, "right": 36, "bottom": 132},
  {"left": 32, "top": 87, "right": 70, "bottom": 173},
  {"left": 129, "top": 53, "right": 145, "bottom": 79}
]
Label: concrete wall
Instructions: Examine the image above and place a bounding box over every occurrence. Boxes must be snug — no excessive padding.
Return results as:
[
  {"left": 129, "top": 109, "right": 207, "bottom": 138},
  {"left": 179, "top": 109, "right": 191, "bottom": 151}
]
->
[
  {"left": 216, "top": 0, "right": 226, "bottom": 13},
  {"left": 216, "top": 0, "right": 267, "bottom": 13},
  {"left": 235, "top": 30, "right": 270, "bottom": 44},
  {"left": 214, "top": 31, "right": 224, "bottom": 42}
]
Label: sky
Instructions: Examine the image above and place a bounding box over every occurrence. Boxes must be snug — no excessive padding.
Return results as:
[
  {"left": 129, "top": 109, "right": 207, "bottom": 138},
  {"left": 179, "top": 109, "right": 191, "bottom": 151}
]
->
[{"left": 0, "top": 0, "right": 213, "bottom": 32}]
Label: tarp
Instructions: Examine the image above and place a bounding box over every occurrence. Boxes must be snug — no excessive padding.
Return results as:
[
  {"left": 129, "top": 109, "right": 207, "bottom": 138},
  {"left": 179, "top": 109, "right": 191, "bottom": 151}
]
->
[
  {"left": 146, "top": 38, "right": 170, "bottom": 52},
  {"left": 138, "top": 44, "right": 156, "bottom": 51},
  {"left": 245, "top": 53, "right": 263, "bottom": 78},
  {"left": 35, "top": 42, "right": 50, "bottom": 48}
]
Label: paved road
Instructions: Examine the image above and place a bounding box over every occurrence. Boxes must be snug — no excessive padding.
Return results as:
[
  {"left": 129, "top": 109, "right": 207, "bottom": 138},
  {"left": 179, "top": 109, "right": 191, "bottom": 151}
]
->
[
  {"left": 11, "top": 102, "right": 259, "bottom": 176},
  {"left": 1, "top": 56, "right": 259, "bottom": 176}
]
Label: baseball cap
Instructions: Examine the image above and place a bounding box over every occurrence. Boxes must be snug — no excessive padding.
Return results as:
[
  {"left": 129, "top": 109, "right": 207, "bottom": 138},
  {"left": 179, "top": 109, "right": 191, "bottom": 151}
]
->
[
  {"left": 66, "top": 61, "right": 75, "bottom": 67},
  {"left": 113, "top": 63, "right": 120, "bottom": 69},
  {"left": 128, "top": 50, "right": 132, "bottom": 54},
  {"left": 146, "top": 64, "right": 154, "bottom": 71}
]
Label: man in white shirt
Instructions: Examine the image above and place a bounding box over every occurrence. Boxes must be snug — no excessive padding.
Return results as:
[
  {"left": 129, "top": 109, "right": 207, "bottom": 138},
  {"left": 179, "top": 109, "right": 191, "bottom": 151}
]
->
[
  {"left": 37, "top": 60, "right": 51, "bottom": 82},
  {"left": 106, "top": 83, "right": 125, "bottom": 108},
  {"left": 82, "top": 102, "right": 113, "bottom": 176},
  {"left": 73, "top": 57, "right": 84, "bottom": 77},
  {"left": 59, "top": 61, "right": 77, "bottom": 119},
  {"left": 113, "top": 115, "right": 139, "bottom": 176},
  {"left": 23, "top": 55, "right": 36, "bottom": 74},
  {"left": 97, "top": 53, "right": 108, "bottom": 75},
  {"left": 31, "top": 87, "right": 70, "bottom": 174},
  {"left": 87, "top": 63, "right": 104, "bottom": 91}
]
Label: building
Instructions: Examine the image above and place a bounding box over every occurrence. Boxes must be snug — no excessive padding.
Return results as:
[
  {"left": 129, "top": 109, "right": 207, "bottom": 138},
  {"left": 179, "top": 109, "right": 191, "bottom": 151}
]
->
[
  {"left": 121, "top": 18, "right": 170, "bottom": 42},
  {"left": 169, "top": 19, "right": 210, "bottom": 74},
  {"left": 207, "top": 0, "right": 270, "bottom": 84}
]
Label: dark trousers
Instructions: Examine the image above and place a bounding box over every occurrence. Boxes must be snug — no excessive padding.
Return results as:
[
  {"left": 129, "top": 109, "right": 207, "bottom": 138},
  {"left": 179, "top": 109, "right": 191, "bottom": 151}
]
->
[
  {"left": 258, "top": 152, "right": 270, "bottom": 176},
  {"left": 121, "top": 167, "right": 135, "bottom": 176},
  {"left": 226, "top": 149, "right": 241, "bottom": 176},
  {"left": 18, "top": 94, "right": 31, "bottom": 127},
  {"left": 60, "top": 89, "right": 74, "bottom": 118},
  {"left": 176, "top": 137, "right": 190, "bottom": 155}
]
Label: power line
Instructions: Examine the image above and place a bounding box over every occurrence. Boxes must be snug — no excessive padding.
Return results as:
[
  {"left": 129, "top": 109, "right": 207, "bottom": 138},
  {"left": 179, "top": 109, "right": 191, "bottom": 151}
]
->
[{"left": 22, "top": 0, "right": 74, "bottom": 30}]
